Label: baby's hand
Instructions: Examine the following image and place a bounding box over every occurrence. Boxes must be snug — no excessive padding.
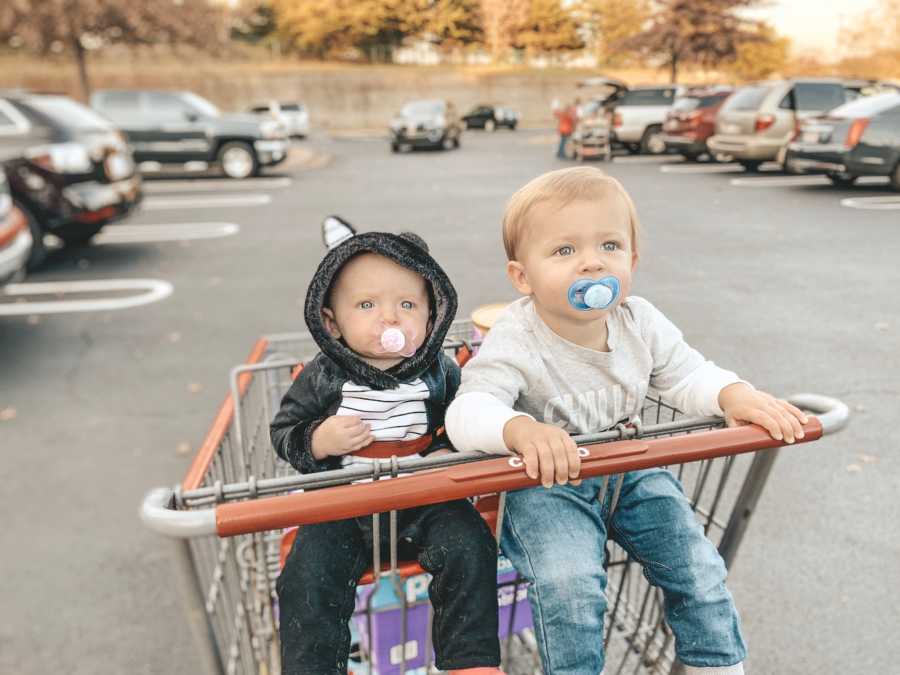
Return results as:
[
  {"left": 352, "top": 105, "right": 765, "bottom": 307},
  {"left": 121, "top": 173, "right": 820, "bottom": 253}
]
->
[
  {"left": 719, "top": 383, "right": 809, "bottom": 443},
  {"left": 503, "top": 416, "right": 582, "bottom": 488},
  {"left": 311, "top": 415, "right": 374, "bottom": 459}
]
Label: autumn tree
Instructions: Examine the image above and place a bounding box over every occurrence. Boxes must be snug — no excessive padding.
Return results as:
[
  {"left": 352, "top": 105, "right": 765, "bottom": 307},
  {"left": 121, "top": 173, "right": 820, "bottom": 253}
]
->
[
  {"left": 623, "top": 0, "right": 765, "bottom": 82},
  {"left": 579, "top": 0, "right": 650, "bottom": 66},
  {"left": 231, "top": 1, "right": 278, "bottom": 47},
  {"left": 425, "top": 0, "right": 484, "bottom": 50},
  {"left": 514, "top": 0, "right": 584, "bottom": 56},
  {"left": 272, "top": 0, "right": 427, "bottom": 62},
  {"left": 479, "top": 0, "right": 528, "bottom": 59},
  {"left": 0, "top": 0, "right": 229, "bottom": 100},
  {"left": 728, "top": 23, "right": 789, "bottom": 81}
]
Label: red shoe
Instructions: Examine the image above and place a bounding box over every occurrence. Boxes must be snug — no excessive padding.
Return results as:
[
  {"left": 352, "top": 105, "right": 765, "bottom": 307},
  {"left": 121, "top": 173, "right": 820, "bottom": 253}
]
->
[{"left": 448, "top": 669, "right": 505, "bottom": 675}]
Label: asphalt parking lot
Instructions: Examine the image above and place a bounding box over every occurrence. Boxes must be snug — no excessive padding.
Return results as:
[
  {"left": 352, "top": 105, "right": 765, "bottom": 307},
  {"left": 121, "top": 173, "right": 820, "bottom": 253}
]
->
[{"left": 2, "top": 130, "right": 898, "bottom": 674}]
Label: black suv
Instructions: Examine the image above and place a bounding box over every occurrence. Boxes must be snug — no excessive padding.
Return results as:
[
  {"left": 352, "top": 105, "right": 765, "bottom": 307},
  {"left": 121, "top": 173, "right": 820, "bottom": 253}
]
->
[
  {"left": 0, "top": 92, "right": 142, "bottom": 269},
  {"left": 91, "top": 90, "right": 290, "bottom": 179},
  {"left": 389, "top": 100, "right": 463, "bottom": 152}
]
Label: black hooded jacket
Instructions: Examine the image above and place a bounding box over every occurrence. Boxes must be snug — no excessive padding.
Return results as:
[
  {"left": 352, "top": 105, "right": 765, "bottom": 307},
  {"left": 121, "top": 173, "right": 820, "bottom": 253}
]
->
[{"left": 270, "top": 231, "right": 460, "bottom": 474}]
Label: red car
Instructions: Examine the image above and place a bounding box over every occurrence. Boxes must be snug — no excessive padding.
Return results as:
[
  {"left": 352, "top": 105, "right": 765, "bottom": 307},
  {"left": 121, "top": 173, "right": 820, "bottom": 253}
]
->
[{"left": 662, "top": 87, "right": 733, "bottom": 160}]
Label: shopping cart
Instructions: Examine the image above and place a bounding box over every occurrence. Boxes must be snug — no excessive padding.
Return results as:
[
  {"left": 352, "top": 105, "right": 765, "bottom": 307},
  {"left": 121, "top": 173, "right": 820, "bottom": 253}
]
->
[
  {"left": 572, "top": 106, "right": 613, "bottom": 163},
  {"left": 141, "top": 320, "right": 848, "bottom": 675}
]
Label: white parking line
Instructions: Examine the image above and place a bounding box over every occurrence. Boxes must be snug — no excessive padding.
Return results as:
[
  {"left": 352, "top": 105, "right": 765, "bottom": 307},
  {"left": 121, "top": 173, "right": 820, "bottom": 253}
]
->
[
  {"left": 612, "top": 155, "right": 685, "bottom": 164},
  {"left": 730, "top": 175, "right": 889, "bottom": 188},
  {"left": 142, "top": 177, "right": 292, "bottom": 193},
  {"left": 730, "top": 175, "right": 831, "bottom": 187},
  {"left": 142, "top": 194, "right": 271, "bottom": 210},
  {"left": 95, "top": 222, "right": 240, "bottom": 245},
  {"left": 661, "top": 163, "right": 742, "bottom": 174},
  {"left": 0, "top": 279, "right": 173, "bottom": 315},
  {"left": 841, "top": 196, "right": 900, "bottom": 210}
]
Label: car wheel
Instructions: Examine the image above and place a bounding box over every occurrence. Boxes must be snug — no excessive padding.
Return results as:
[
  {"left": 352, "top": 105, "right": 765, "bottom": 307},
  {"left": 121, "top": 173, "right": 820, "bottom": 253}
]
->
[
  {"left": 390, "top": 142, "right": 400, "bottom": 153},
  {"left": 640, "top": 126, "right": 666, "bottom": 154},
  {"left": 739, "top": 160, "right": 762, "bottom": 172},
  {"left": 218, "top": 141, "right": 258, "bottom": 179},
  {"left": 890, "top": 162, "right": 900, "bottom": 192},
  {"left": 55, "top": 223, "right": 105, "bottom": 246},
  {"left": 484, "top": 119, "right": 496, "bottom": 132},
  {"left": 16, "top": 200, "right": 49, "bottom": 271},
  {"left": 683, "top": 151, "right": 702, "bottom": 162},
  {"left": 442, "top": 135, "right": 455, "bottom": 151},
  {"left": 510, "top": 122, "right": 518, "bottom": 131},
  {"left": 826, "top": 172, "right": 858, "bottom": 187}
]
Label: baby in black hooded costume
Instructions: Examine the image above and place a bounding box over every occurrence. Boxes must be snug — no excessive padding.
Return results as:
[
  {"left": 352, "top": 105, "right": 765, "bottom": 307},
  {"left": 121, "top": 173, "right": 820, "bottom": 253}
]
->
[{"left": 271, "top": 217, "right": 503, "bottom": 675}]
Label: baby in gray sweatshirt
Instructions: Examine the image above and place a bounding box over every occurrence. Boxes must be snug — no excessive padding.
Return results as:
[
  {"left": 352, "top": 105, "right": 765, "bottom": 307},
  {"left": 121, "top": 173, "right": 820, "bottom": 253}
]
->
[{"left": 446, "top": 167, "right": 807, "bottom": 675}]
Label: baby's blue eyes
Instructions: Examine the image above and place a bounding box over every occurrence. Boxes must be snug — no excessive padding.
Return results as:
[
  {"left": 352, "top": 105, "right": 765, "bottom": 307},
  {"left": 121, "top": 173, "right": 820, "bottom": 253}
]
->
[
  {"left": 358, "top": 300, "right": 416, "bottom": 310},
  {"left": 554, "top": 242, "right": 620, "bottom": 256}
]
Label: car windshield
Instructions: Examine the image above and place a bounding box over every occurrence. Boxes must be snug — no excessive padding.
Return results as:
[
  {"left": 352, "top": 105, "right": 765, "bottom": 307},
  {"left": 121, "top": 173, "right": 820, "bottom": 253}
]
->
[
  {"left": 181, "top": 92, "right": 220, "bottom": 117},
  {"left": 722, "top": 85, "right": 772, "bottom": 111},
  {"left": 25, "top": 96, "right": 113, "bottom": 131},
  {"left": 828, "top": 92, "right": 900, "bottom": 118},
  {"left": 402, "top": 100, "right": 443, "bottom": 117}
]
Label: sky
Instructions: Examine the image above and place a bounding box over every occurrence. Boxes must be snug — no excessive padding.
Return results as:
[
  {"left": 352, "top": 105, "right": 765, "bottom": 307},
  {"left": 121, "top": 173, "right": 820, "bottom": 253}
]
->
[{"left": 751, "top": 0, "right": 881, "bottom": 55}]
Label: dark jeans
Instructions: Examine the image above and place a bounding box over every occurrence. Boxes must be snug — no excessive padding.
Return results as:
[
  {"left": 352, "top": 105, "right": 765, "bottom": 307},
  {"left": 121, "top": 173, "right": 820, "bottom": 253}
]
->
[
  {"left": 557, "top": 133, "right": 571, "bottom": 159},
  {"left": 277, "top": 499, "right": 501, "bottom": 675}
]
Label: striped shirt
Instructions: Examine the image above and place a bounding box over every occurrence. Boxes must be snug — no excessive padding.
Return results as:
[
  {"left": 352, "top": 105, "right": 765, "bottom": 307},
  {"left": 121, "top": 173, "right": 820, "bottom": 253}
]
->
[{"left": 336, "top": 379, "right": 430, "bottom": 468}]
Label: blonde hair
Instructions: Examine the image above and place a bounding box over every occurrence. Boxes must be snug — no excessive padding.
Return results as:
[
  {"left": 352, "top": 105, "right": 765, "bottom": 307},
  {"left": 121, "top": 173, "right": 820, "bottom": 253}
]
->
[{"left": 502, "top": 167, "right": 641, "bottom": 261}]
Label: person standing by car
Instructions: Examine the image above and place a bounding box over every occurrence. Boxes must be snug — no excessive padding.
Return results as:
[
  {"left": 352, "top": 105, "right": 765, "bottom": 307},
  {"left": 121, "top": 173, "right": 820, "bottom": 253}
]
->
[{"left": 554, "top": 98, "right": 579, "bottom": 160}]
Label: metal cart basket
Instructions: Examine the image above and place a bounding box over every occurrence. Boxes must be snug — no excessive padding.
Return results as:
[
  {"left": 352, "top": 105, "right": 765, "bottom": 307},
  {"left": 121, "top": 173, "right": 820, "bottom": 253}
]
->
[{"left": 142, "top": 320, "right": 848, "bottom": 675}]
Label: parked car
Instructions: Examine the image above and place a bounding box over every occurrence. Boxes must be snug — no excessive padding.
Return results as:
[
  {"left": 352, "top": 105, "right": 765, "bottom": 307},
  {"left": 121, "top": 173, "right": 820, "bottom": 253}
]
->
[
  {"left": 248, "top": 101, "right": 309, "bottom": 138},
  {"left": 0, "top": 92, "right": 141, "bottom": 269},
  {"left": 708, "top": 79, "right": 864, "bottom": 172},
  {"left": 608, "top": 85, "right": 684, "bottom": 154},
  {"left": 91, "top": 89, "right": 289, "bottom": 179},
  {"left": 0, "top": 169, "right": 31, "bottom": 285},
  {"left": 661, "top": 87, "right": 733, "bottom": 160},
  {"left": 462, "top": 105, "right": 519, "bottom": 131},
  {"left": 389, "top": 100, "right": 463, "bottom": 152},
  {"left": 784, "top": 91, "right": 900, "bottom": 190}
]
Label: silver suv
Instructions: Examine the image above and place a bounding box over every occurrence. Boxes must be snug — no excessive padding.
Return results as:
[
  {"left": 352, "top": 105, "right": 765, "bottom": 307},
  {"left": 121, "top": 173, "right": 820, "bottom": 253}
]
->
[{"left": 708, "top": 79, "right": 855, "bottom": 171}]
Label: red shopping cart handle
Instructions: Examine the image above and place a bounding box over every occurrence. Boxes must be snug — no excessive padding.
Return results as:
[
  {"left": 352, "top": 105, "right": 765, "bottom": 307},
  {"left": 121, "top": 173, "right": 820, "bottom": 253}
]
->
[{"left": 216, "top": 418, "right": 822, "bottom": 537}]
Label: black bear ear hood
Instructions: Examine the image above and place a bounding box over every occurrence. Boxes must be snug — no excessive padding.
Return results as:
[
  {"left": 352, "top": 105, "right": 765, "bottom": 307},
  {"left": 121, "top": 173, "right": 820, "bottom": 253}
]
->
[{"left": 304, "top": 216, "right": 458, "bottom": 389}]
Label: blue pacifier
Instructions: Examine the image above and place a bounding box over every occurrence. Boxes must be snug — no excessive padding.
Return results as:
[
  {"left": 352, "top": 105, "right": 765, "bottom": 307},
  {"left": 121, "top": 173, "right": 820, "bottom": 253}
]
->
[{"left": 568, "top": 276, "right": 620, "bottom": 311}]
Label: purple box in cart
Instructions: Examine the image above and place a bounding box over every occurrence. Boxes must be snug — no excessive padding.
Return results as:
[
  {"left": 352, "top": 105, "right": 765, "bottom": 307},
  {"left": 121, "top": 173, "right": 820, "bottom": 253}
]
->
[{"left": 352, "top": 556, "right": 532, "bottom": 675}]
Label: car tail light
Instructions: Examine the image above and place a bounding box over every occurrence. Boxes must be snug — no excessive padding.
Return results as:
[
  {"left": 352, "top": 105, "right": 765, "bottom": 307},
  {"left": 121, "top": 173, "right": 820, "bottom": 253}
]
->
[
  {"left": 845, "top": 118, "right": 870, "bottom": 148},
  {"left": 612, "top": 112, "right": 622, "bottom": 128},
  {"left": 686, "top": 111, "right": 703, "bottom": 127},
  {"left": 26, "top": 142, "right": 93, "bottom": 174},
  {"left": 754, "top": 114, "right": 775, "bottom": 133},
  {"left": 73, "top": 205, "right": 117, "bottom": 224}
]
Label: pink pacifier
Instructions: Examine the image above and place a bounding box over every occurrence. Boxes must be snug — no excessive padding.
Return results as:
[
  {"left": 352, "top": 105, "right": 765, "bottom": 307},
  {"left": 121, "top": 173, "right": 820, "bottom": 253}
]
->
[{"left": 380, "top": 327, "right": 406, "bottom": 353}]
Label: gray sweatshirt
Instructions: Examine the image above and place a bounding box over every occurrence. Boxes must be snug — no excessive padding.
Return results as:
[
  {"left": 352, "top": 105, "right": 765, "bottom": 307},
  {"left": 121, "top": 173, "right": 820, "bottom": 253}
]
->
[{"left": 446, "top": 296, "right": 744, "bottom": 454}]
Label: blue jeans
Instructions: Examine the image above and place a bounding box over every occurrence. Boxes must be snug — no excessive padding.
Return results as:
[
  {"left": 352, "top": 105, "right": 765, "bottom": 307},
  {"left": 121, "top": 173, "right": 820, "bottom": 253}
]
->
[
  {"left": 557, "top": 133, "right": 571, "bottom": 159},
  {"left": 501, "top": 469, "right": 746, "bottom": 675}
]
